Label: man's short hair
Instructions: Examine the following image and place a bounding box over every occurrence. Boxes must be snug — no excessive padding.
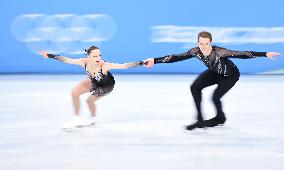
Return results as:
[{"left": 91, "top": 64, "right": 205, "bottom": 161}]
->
[{"left": 198, "top": 31, "right": 212, "bottom": 42}]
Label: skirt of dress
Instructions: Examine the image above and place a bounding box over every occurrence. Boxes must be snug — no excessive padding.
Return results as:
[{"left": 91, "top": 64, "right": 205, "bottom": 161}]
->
[{"left": 90, "top": 84, "right": 114, "bottom": 97}]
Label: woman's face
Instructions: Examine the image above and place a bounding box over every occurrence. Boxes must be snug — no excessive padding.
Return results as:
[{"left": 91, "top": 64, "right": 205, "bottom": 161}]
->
[{"left": 89, "top": 49, "right": 101, "bottom": 61}]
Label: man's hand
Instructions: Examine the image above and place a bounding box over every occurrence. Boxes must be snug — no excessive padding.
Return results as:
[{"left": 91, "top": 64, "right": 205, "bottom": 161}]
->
[
  {"left": 143, "top": 58, "right": 154, "bottom": 68},
  {"left": 266, "top": 52, "right": 281, "bottom": 60}
]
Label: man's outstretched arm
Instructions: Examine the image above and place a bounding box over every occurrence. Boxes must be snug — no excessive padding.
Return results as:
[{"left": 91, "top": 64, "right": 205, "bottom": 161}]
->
[
  {"left": 144, "top": 51, "right": 194, "bottom": 68},
  {"left": 220, "top": 48, "right": 281, "bottom": 59}
]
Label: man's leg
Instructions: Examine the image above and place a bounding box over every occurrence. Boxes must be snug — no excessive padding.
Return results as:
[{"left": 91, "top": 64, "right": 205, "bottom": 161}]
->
[
  {"left": 206, "top": 75, "right": 239, "bottom": 127},
  {"left": 190, "top": 70, "right": 218, "bottom": 121},
  {"left": 186, "top": 70, "right": 218, "bottom": 130}
]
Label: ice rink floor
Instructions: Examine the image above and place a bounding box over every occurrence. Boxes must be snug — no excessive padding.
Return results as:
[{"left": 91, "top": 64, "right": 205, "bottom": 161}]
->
[{"left": 0, "top": 74, "right": 284, "bottom": 170}]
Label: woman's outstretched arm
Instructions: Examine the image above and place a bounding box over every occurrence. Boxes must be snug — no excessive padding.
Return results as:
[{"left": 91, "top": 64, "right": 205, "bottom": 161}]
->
[
  {"left": 104, "top": 61, "right": 144, "bottom": 70},
  {"left": 39, "top": 50, "right": 86, "bottom": 67}
]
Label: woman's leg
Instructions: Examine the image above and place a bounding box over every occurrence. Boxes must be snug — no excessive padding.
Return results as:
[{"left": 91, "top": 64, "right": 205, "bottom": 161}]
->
[
  {"left": 86, "top": 95, "right": 102, "bottom": 117},
  {"left": 71, "top": 79, "right": 92, "bottom": 116}
]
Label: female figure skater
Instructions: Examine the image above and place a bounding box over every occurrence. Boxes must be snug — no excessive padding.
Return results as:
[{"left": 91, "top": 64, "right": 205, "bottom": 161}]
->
[
  {"left": 39, "top": 46, "right": 143, "bottom": 128},
  {"left": 143, "top": 31, "right": 281, "bottom": 130}
]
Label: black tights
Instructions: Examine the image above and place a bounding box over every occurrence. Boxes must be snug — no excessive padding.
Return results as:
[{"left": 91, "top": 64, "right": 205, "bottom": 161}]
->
[{"left": 190, "top": 70, "right": 239, "bottom": 121}]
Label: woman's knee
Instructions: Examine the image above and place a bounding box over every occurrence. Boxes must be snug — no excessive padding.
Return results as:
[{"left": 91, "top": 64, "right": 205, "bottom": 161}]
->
[
  {"left": 71, "top": 89, "right": 81, "bottom": 98},
  {"left": 87, "top": 95, "right": 102, "bottom": 104},
  {"left": 86, "top": 97, "right": 95, "bottom": 104}
]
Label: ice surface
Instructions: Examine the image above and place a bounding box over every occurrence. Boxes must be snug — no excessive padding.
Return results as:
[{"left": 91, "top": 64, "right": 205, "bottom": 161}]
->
[{"left": 0, "top": 74, "right": 284, "bottom": 170}]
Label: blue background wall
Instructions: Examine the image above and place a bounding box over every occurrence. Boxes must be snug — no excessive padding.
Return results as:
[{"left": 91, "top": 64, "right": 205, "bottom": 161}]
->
[{"left": 1, "top": 0, "right": 284, "bottom": 74}]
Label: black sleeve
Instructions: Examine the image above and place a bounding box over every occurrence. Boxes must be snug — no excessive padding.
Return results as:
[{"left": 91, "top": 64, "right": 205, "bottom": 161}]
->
[
  {"left": 218, "top": 48, "right": 267, "bottom": 59},
  {"left": 154, "top": 50, "right": 194, "bottom": 64}
]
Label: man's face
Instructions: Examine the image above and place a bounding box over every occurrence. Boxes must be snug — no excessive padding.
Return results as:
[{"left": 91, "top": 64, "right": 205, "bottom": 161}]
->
[{"left": 198, "top": 37, "right": 212, "bottom": 54}]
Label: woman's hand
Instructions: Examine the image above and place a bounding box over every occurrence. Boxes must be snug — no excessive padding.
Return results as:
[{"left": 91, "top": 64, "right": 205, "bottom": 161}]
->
[
  {"left": 143, "top": 58, "right": 154, "bottom": 68},
  {"left": 39, "top": 50, "right": 49, "bottom": 58}
]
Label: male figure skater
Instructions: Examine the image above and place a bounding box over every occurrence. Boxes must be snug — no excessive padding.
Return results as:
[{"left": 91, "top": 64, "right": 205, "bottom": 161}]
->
[{"left": 144, "top": 31, "right": 281, "bottom": 130}]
